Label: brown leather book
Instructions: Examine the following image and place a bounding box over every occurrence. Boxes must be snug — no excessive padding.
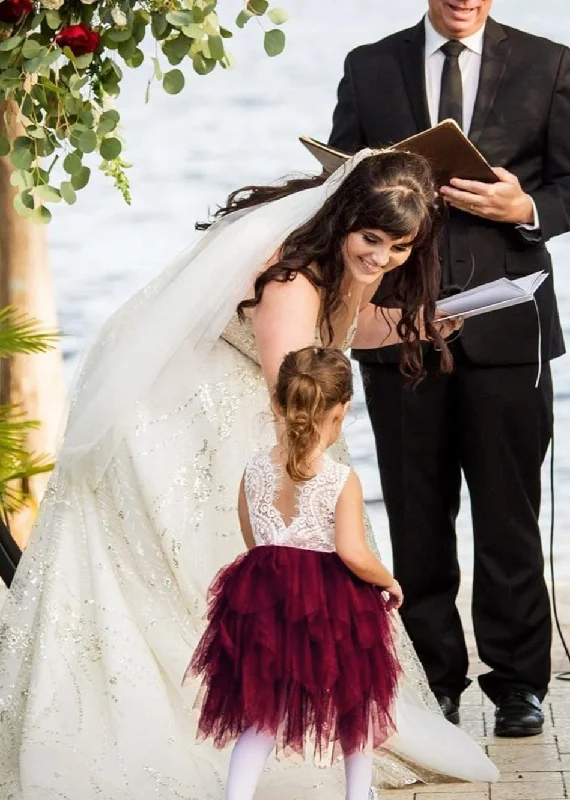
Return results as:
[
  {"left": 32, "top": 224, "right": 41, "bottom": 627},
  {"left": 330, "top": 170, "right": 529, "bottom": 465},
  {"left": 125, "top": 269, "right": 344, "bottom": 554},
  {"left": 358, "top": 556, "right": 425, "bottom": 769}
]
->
[{"left": 300, "top": 119, "right": 498, "bottom": 186}]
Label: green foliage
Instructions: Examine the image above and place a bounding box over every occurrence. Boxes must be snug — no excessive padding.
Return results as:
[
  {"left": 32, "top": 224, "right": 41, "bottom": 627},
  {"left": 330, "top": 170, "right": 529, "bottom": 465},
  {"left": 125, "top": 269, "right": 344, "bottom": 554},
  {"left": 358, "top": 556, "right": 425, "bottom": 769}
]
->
[
  {"left": 0, "top": 308, "right": 58, "bottom": 514},
  {"left": 0, "top": 1, "right": 289, "bottom": 222}
]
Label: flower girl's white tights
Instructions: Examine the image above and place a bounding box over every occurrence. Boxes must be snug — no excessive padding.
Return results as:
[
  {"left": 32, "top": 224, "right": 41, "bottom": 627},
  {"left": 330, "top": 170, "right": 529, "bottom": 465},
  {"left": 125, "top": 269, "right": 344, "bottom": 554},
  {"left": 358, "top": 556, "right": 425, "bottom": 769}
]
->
[{"left": 225, "top": 726, "right": 373, "bottom": 799}]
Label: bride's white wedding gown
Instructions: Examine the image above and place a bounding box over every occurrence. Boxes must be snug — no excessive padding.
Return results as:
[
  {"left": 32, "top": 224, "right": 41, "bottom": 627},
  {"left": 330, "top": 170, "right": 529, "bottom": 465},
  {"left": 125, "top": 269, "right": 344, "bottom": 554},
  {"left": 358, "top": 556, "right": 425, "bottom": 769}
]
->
[{"left": 0, "top": 308, "right": 497, "bottom": 799}]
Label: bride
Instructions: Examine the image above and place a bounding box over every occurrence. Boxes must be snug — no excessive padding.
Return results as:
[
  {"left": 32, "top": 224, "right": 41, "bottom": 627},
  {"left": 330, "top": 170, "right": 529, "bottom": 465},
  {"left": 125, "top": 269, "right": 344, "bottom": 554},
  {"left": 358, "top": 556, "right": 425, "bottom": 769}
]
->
[{"left": 0, "top": 148, "right": 497, "bottom": 799}]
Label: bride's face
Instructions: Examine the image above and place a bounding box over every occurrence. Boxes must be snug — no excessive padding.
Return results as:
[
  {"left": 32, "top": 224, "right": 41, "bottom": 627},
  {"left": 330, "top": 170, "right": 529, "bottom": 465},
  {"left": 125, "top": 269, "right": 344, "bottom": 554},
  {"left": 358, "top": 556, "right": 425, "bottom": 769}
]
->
[{"left": 342, "top": 228, "right": 415, "bottom": 287}]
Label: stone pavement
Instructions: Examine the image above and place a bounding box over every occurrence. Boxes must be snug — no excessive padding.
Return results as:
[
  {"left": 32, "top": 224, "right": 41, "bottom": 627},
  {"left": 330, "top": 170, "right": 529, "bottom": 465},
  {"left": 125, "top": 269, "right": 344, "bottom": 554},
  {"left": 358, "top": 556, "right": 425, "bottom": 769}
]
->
[{"left": 382, "top": 579, "right": 570, "bottom": 800}]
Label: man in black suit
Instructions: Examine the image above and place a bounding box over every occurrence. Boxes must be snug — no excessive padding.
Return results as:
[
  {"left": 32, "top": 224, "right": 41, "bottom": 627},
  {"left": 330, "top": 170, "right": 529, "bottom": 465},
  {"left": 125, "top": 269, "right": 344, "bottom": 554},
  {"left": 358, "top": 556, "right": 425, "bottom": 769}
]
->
[{"left": 329, "top": 0, "right": 570, "bottom": 736}]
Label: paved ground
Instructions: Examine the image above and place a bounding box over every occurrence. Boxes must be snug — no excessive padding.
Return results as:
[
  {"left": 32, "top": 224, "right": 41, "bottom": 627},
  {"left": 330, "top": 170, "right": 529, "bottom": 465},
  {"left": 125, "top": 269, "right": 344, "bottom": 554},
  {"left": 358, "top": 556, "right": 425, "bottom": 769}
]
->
[{"left": 383, "top": 579, "right": 570, "bottom": 800}]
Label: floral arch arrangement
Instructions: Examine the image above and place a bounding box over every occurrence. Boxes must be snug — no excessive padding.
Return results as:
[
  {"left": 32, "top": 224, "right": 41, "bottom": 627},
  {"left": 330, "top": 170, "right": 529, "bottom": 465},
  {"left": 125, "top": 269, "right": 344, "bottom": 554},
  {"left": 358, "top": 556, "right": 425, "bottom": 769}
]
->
[{"left": 0, "top": 0, "right": 288, "bottom": 222}]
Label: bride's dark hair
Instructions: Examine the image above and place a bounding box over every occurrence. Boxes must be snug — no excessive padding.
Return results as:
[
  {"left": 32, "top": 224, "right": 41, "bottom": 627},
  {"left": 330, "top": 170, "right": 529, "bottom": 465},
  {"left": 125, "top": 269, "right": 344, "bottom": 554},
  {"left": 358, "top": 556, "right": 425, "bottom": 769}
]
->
[{"left": 200, "top": 151, "right": 450, "bottom": 384}]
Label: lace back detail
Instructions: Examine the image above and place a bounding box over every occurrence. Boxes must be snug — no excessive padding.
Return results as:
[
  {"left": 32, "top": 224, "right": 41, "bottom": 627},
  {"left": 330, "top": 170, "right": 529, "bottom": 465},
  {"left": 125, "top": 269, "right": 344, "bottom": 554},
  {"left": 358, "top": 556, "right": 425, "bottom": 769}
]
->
[{"left": 244, "top": 451, "right": 350, "bottom": 552}]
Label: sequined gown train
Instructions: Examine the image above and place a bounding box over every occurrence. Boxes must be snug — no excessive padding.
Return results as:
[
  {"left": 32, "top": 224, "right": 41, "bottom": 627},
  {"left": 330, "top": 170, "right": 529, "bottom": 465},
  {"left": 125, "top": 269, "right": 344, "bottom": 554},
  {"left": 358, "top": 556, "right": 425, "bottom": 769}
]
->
[{"left": 0, "top": 313, "right": 491, "bottom": 799}]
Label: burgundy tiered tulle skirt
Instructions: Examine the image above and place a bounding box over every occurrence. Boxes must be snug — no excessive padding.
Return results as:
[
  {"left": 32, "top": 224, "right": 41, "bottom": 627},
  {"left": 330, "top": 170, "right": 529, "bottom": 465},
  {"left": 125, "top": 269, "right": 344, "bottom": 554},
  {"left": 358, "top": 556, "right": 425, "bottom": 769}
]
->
[{"left": 185, "top": 545, "right": 401, "bottom": 761}]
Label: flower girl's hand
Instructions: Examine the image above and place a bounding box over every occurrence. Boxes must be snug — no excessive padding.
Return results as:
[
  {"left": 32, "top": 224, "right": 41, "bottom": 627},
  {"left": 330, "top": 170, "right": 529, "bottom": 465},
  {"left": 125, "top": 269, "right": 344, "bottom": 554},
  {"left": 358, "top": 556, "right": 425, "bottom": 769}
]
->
[{"left": 384, "top": 579, "right": 404, "bottom": 611}]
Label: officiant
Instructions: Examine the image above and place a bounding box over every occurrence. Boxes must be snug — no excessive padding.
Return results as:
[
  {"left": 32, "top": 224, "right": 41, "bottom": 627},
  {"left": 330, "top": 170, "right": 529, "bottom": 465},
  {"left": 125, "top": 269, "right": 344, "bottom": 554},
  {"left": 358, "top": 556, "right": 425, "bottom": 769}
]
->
[{"left": 329, "top": 0, "right": 570, "bottom": 736}]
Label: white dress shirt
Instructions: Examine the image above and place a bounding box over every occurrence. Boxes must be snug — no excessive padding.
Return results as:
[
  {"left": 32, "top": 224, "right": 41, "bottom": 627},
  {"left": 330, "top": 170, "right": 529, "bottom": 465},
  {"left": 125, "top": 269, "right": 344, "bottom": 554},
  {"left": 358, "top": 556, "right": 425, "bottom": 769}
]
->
[
  {"left": 424, "top": 13, "right": 484, "bottom": 135},
  {"left": 423, "top": 14, "right": 538, "bottom": 228}
]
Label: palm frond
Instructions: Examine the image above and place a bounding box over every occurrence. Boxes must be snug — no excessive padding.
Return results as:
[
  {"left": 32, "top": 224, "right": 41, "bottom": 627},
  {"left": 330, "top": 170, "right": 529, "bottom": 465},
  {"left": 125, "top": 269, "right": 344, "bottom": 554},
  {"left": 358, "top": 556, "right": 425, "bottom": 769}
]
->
[
  {"left": 0, "top": 405, "right": 40, "bottom": 457},
  {"left": 0, "top": 404, "right": 54, "bottom": 513},
  {"left": 0, "top": 306, "right": 60, "bottom": 358},
  {"left": 0, "top": 453, "right": 55, "bottom": 514}
]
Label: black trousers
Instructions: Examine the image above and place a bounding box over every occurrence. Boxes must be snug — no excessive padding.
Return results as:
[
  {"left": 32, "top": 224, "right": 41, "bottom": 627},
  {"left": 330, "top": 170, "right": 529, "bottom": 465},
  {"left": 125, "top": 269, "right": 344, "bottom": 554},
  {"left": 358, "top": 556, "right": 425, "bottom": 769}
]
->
[{"left": 360, "top": 347, "right": 553, "bottom": 703}]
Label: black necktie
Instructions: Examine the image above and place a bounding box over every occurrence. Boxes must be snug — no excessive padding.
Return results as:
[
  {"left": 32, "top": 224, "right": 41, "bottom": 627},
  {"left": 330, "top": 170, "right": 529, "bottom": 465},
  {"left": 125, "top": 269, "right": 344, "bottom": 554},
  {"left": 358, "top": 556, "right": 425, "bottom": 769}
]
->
[{"left": 438, "top": 40, "right": 466, "bottom": 129}]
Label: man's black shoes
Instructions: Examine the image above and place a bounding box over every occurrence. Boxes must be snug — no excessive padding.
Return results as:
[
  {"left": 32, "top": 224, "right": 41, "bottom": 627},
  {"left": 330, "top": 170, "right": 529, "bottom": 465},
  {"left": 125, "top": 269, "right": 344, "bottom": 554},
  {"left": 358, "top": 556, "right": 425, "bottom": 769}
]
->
[
  {"left": 435, "top": 693, "right": 460, "bottom": 725},
  {"left": 494, "top": 691, "right": 544, "bottom": 737}
]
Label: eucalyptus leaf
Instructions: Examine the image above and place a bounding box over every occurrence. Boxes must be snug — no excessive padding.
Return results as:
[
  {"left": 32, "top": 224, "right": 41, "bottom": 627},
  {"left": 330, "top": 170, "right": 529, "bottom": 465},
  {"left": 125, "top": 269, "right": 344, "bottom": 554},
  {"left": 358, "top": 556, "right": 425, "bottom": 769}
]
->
[
  {"left": 73, "top": 53, "right": 93, "bottom": 69},
  {"left": 22, "top": 40, "right": 44, "bottom": 60},
  {"left": 36, "top": 184, "right": 62, "bottom": 204},
  {"left": 151, "top": 14, "right": 168, "bottom": 38},
  {"left": 70, "top": 166, "right": 91, "bottom": 191},
  {"left": 31, "top": 205, "right": 52, "bottom": 225},
  {"left": 264, "top": 28, "right": 285, "bottom": 57},
  {"left": 192, "top": 6, "right": 204, "bottom": 22},
  {"left": 26, "top": 126, "right": 46, "bottom": 140},
  {"left": 35, "top": 138, "right": 55, "bottom": 158},
  {"left": 133, "top": 19, "right": 146, "bottom": 44},
  {"left": 97, "top": 109, "right": 120, "bottom": 136},
  {"left": 126, "top": 48, "right": 144, "bottom": 68},
  {"left": 163, "top": 68, "right": 185, "bottom": 95},
  {"left": 0, "top": 133, "right": 10, "bottom": 157},
  {"left": 220, "top": 26, "right": 233, "bottom": 39},
  {"left": 166, "top": 10, "right": 193, "bottom": 26},
  {"left": 81, "top": 109, "right": 95, "bottom": 127},
  {"left": 42, "top": 48, "right": 62, "bottom": 67},
  {"left": 235, "top": 9, "right": 252, "bottom": 28},
  {"left": 60, "top": 181, "right": 77, "bottom": 205},
  {"left": 77, "top": 130, "right": 98, "bottom": 154},
  {"left": 20, "top": 190, "right": 35, "bottom": 210},
  {"left": 118, "top": 38, "right": 137, "bottom": 60},
  {"left": 181, "top": 23, "right": 204, "bottom": 39},
  {"left": 247, "top": 0, "right": 269, "bottom": 15},
  {"left": 69, "top": 123, "right": 88, "bottom": 136},
  {"left": 151, "top": 56, "right": 163, "bottom": 80},
  {"left": 100, "top": 137, "right": 122, "bottom": 160},
  {"left": 45, "top": 10, "right": 60, "bottom": 30},
  {"left": 36, "top": 167, "right": 50, "bottom": 185},
  {"left": 13, "top": 194, "right": 34, "bottom": 220},
  {"left": 0, "top": 35, "right": 23, "bottom": 52},
  {"left": 221, "top": 51, "right": 236, "bottom": 70},
  {"left": 69, "top": 74, "right": 88, "bottom": 94},
  {"left": 10, "top": 170, "right": 34, "bottom": 190},
  {"left": 107, "top": 28, "right": 132, "bottom": 43},
  {"left": 268, "top": 7, "right": 288, "bottom": 24},
  {"left": 23, "top": 56, "right": 43, "bottom": 74},
  {"left": 63, "top": 152, "right": 82, "bottom": 174},
  {"left": 13, "top": 136, "right": 33, "bottom": 152},
  {"left": 192, "top": 52, "right": 216, "bottom": 75},
  {"left": 162, "top": 35, "right": 191, "bottom": 65},
  {"left": 208, "top": 35, "right": 224, "bottom": 61}
]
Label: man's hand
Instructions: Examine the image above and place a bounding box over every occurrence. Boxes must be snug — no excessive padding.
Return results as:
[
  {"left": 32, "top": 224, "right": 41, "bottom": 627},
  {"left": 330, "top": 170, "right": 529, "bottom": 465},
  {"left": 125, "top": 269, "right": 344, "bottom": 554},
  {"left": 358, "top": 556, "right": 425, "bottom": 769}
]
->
[{"left": 439, "top": 167, "right": 535, "bottom": 225}]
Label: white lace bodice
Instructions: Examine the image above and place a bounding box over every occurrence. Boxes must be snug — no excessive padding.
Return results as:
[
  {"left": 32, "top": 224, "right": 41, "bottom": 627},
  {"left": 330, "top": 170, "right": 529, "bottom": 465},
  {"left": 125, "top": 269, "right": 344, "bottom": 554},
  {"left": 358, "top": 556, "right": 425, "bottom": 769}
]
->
[{"left": 244, "top": 450, "right": 350, "bottom": 552}]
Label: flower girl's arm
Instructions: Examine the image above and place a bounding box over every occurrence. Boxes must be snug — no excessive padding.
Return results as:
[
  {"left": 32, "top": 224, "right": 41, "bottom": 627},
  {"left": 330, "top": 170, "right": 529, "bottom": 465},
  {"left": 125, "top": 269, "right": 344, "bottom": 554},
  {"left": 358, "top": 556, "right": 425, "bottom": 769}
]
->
[
  {"left": 334, "top": 471, "right": 395, "bottom": 589},
  {"left": 238, "top": 476, "right": 255, "bottom": 550}
]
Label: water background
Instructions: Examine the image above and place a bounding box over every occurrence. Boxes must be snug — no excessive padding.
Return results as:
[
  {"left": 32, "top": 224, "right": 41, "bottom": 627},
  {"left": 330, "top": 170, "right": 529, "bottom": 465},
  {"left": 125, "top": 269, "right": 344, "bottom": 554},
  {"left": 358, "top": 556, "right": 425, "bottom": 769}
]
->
[{"left": 46, "top": 0, "right": 570, "bottom": 576}]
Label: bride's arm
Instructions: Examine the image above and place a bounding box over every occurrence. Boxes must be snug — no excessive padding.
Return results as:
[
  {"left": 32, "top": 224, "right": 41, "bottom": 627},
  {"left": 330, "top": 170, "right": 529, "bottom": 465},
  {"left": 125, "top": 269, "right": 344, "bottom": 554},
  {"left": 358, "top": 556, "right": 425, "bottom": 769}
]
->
[
  {"left": 252, "top": 273, "right": 321, "bottom": 389},
  {"left": 352, "top": 304, "right": 402, "bottom": 349},
  {"left": 352, "top": 304, "right": 463, "bottom": 348}
]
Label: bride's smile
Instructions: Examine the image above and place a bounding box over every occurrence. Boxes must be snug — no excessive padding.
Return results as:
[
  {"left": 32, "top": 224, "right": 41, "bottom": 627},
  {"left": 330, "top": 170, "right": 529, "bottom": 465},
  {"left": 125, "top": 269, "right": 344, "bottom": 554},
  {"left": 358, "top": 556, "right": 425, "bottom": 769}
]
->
[{"left": 342, "top": 228, "right": 415, "bottom": 284}]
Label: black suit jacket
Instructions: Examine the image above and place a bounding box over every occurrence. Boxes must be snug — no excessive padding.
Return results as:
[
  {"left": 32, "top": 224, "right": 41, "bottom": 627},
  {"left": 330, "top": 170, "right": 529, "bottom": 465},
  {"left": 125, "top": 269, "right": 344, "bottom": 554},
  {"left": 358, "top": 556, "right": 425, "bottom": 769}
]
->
[{"left": 329, "top": 18, "right": 569, "bottom": 365}]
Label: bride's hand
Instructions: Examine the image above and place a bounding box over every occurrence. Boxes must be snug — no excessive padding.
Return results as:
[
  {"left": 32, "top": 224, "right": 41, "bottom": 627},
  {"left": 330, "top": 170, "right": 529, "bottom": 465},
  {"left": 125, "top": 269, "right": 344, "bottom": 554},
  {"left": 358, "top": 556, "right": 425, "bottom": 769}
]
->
[
  {"left": 384, "top": 579, "right": 404, "bottom": 611},
  {"left": 432, "top": 313, "right": 464, "bottom": 340},
  {"left": 416, "top": 309, "right": 463, "bottom": 342}
]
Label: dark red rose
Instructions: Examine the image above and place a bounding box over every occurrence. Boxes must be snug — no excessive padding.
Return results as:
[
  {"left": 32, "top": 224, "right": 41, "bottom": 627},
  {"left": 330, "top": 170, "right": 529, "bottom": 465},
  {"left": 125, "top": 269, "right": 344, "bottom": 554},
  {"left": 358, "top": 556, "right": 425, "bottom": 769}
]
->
[
  {"left": 56, "top": 23, "right": 101, "bottom": 56},
  {"left": 0, "top": 0, "right": 33, "bottom": 23}
]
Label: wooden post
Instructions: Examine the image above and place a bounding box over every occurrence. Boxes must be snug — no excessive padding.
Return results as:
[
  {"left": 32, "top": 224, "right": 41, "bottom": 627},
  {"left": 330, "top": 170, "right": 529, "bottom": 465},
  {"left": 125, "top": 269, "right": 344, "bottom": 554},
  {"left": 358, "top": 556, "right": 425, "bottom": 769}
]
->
[{"left": 0, "top": 100, "right": 65, "bottom": 549}]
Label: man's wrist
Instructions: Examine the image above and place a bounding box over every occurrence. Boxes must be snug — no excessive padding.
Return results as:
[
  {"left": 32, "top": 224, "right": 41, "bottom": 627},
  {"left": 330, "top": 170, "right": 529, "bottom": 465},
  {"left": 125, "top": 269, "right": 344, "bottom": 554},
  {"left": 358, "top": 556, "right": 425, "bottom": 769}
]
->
[{"left": 517, "top": 194, "right": 536, "bottom": 226}]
